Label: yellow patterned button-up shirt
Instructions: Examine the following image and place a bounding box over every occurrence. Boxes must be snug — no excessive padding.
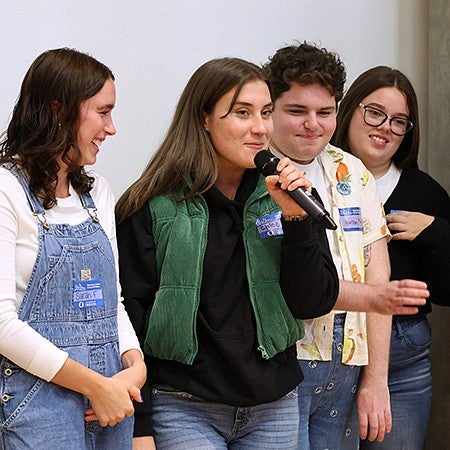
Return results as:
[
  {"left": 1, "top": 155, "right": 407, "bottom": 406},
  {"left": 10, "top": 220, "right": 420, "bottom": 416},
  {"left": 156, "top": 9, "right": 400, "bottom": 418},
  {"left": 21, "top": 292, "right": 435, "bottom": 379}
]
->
[{"left": 296, "top": 144, "right": 389, "bottom": 366}]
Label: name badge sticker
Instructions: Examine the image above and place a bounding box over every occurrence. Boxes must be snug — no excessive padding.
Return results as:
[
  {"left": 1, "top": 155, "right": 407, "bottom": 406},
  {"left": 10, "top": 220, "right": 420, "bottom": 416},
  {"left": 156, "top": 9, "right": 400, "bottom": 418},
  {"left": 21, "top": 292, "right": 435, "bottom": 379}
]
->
[
  {"left": 255, "top": 211, "right": 283, "bottom": 239},
  {"left": 339, "top": 207, "right": 362, "bottom": 232},
  {"left": 73, "top": 279, "right": 104, "bottom": 309}
]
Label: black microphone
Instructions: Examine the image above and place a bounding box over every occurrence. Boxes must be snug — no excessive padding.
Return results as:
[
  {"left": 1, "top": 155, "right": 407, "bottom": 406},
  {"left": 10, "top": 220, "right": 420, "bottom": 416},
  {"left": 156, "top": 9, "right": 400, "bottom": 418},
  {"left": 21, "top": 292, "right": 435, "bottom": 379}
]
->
[{"left": 254, "top": 149, "right": 337, "bottom": 230}]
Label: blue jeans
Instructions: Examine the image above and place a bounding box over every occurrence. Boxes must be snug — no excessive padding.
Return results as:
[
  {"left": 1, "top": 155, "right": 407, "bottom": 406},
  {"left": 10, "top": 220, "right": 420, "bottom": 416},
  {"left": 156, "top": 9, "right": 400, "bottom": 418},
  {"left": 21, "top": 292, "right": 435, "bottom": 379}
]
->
[
  {"left": 0, "top": 351, "right": 132, "bottom": 450},
  {"left": 298, "top": 314, "right": 361, "bottom": 450},
  {"left": 360, "top": 315, "right": 432, "bottom": 450},
  {"left": 151, "top": 385, "right": 299, "bottom": 449}
]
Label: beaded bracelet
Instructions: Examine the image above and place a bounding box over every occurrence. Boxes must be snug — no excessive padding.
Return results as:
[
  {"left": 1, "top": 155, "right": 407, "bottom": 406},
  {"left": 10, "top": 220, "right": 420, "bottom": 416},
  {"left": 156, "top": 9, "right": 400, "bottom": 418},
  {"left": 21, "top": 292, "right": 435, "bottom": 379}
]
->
[{"left": 282, "top": 213, "right": 309, "bottom": 222}]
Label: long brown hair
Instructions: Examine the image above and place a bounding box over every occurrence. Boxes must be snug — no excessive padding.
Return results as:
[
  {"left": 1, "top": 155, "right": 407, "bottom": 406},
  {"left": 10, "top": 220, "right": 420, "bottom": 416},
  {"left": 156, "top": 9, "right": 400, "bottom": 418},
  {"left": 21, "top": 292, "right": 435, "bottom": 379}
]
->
[
  {"left": 332, "top": 66, "right": 419, "bottom": 169},
  {"left": 0, "top": 47, "right": 114, "bottom": 209},
  {"left": 115, "top": 57, "right": 266, "bottom": 223}
]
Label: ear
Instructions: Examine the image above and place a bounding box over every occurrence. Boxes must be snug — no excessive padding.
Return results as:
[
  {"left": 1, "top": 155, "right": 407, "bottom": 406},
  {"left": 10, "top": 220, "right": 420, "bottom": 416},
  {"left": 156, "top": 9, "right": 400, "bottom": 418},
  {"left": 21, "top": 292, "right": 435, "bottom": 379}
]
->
[{"left": 202, "top": 110, "right": 210, "bottom": 132}]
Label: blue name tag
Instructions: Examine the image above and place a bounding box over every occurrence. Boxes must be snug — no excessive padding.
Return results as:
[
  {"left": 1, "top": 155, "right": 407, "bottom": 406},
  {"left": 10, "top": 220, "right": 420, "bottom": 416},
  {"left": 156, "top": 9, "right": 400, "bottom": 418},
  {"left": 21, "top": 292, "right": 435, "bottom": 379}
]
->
[
  {"left": 255, "top": 211, "right": 283, "bottom": 238},
  {"left": 73, "top": 279, "right": 104, "bottom": 309},
  {"left": 339, "top": 207, "right": 362, "bottom": 232}
]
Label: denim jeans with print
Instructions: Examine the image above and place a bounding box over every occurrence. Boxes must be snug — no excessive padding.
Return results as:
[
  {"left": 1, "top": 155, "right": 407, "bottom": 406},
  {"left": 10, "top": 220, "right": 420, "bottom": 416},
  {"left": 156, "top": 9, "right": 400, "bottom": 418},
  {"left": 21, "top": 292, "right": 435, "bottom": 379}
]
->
[{"left": 298, "top": 313, "right": 361, "bottom": 450}]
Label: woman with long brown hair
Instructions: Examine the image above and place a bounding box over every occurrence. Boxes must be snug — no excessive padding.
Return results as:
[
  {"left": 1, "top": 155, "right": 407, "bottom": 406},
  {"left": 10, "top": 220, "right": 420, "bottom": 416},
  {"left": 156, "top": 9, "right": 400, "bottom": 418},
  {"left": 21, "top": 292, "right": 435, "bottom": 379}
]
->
[
  {"left": 116, "top": 56, "right": 339, "bottom": 448},
  {"left": 0, "top": 48, "right": 146, "bottom": 449},
  {"left": 333, "top": 66, "right": 450, "bottom": 450}
]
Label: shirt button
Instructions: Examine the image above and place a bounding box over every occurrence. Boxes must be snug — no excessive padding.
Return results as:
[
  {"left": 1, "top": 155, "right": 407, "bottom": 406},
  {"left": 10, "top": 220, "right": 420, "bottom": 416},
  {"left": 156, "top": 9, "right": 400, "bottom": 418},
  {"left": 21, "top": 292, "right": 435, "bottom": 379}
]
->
[
  {"left": 326, "top": 382, "right": 334, "bottom": 390},
  {"left": 4, "top": 368, "right": 13, "bottom": 376},
  {"left": 314, "top": 387, "right": 323, "bottom": 394},
  {"left": 330, "top": 409, "right": 338, "bottom": 417},
  {"left": 308, "top": 360, "right": 317, "bottom": 369}
]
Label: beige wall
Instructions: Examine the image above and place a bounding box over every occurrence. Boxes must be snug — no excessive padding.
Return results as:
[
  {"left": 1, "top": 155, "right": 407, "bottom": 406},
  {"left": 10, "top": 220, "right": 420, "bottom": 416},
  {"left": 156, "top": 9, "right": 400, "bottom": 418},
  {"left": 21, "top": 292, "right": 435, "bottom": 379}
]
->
[
  {"left": 0, "top": 0, "right": 430, "bottom": 199},
  {"left": 425, "top": 1, "right": 450, "bottom": 448}
]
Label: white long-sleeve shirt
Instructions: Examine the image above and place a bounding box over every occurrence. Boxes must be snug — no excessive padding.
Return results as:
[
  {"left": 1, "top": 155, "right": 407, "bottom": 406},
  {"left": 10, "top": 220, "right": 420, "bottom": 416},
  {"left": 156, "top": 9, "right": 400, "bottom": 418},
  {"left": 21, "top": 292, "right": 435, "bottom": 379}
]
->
[{"left": 0, "top": 166, "right": 141, "bottom": 381}]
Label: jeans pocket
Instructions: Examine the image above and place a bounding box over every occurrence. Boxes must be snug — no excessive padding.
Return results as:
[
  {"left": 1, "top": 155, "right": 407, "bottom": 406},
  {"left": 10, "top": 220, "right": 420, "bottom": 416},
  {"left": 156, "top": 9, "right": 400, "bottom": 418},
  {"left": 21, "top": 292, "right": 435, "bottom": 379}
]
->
[
  {"left": 1, "top": 365, "right": 45, "bottom": 425},
  {"left": 398, "top": 317, "right": 432, "bottom": 352}
]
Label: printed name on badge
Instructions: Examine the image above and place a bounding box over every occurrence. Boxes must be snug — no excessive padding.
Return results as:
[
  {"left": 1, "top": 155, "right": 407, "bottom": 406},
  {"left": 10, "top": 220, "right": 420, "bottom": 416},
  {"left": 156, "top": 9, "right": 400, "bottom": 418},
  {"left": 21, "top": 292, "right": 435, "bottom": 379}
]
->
[
  {"left": 256, "top": 211, "right": 283, "bottom": 239},
  {"left": 73, "top": 279, "right": 104, "bottom": 309},
  {"left": 339, "top": 207, "right": 362, "bottom": 232}
]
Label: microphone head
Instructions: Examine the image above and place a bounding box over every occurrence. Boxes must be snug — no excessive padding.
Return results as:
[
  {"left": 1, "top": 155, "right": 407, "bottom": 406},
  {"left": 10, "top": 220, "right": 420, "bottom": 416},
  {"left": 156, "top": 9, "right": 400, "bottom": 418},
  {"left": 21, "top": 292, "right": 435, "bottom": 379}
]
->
[{"left": 254, "top": 149, "right": 280, "bottom": 176}]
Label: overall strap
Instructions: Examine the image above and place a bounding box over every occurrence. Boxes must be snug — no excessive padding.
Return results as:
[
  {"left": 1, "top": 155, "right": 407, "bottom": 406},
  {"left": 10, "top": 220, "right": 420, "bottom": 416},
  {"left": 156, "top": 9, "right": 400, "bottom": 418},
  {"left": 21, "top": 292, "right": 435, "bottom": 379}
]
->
[
  {"left": 2, "top": 162, "right": 49, "bottom": 228},
  {"left": 2, "top": 162, "right": 99, "bottom": 226},
  {"left": 79, "top": 192, "right": 99, "bottom": 223}
]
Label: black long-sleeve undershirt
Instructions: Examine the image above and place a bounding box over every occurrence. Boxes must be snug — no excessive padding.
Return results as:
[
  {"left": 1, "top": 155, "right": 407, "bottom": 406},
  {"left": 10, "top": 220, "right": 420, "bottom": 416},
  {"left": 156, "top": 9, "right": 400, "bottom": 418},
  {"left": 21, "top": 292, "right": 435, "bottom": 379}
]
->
[{"left": 384, "top": 167, "right": 450, "bottom": 312}]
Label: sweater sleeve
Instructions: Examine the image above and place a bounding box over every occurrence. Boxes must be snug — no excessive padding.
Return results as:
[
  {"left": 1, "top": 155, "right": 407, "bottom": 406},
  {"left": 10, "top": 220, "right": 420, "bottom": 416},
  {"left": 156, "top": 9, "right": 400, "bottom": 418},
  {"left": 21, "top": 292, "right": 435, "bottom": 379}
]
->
[
  {"left": 116, "top": 204, "right": 157, "bottom": 437},
  {"left": 90, "top": 174, "right": 143, "bottom": 356},
  {"left": 117, "top": 204, "right": 158, "bottom": 341},
  {"left": 0, "top": 168, "right": 69, "bottom": 381},
  {"left": 414, "top": 215, "right": 450, "bottom": 307},
  {"left": 386, "top": 168, "right": 450, "bottom": 308},
  {"left": 280, "top": 216, "right": 339, "bottom": 319}
]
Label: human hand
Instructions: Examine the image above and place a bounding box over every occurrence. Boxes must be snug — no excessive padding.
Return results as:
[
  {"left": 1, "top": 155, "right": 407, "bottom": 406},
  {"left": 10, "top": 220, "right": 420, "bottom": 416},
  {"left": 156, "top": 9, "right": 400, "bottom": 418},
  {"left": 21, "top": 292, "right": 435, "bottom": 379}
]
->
[
  {"left": 84, "top": 376, "right": 141, "bottom": 427},
  {"left": 357, "top": 375, "right": 392, "bottom": 442},
  {"left": 386, "top": 211, "right": 434, "bottom": 241},
  {"left": 369, "top": 279, "right": 429, "bottom": 315},
  {"left": 117, "top": 349, "right": 147, "bottom": 389},
  {"left": 113, "top": 363, "right": 147, "bottom": 393},
  {"left": 264, "top": 157, "right": 311, "bottom": 217},
  {"left": 132, "top": 436, "right": 156, "bottom": 450}
]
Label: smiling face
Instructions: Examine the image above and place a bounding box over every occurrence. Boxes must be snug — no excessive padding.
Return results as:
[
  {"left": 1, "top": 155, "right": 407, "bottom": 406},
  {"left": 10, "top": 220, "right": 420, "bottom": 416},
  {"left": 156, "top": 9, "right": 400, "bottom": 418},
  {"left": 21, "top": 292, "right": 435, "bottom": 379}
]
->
[
  {"left": 270, "top": 83, "right": 337, "bottom": 164},
  {"left": 203, "top": 79, "right": 273, "bottom": 174},
  {"left": 347, "top": 87, "right": 408, "bottom": 178},
  {"left": 73, "top": 77, "right": 117, "bottom": 167}
]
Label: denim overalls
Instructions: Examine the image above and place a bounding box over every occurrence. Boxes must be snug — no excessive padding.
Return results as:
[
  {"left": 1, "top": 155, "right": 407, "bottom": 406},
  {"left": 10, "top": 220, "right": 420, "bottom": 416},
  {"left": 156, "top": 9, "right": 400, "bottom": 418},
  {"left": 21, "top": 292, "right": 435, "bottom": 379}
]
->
[{"left": 0, "top": 164, "right": 133, "bottom": 449}]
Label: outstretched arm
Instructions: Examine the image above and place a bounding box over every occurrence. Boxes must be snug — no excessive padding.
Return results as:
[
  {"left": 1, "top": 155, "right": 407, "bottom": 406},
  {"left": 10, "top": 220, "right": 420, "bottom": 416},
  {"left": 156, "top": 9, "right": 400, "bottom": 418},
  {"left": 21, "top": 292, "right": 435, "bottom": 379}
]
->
[{"left": 336, "top": 278, "right": 428, "bottom": 315}]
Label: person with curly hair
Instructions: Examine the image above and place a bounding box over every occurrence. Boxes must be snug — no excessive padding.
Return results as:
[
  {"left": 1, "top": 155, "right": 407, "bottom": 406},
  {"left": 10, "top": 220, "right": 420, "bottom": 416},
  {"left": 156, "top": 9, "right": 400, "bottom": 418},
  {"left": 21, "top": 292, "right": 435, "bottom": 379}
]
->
[
  {"left": 0, "top": 48, "right": 146, "bottom": 449},
  {"left": 263, "top": 42, "right": 429, "bottom": 449}
]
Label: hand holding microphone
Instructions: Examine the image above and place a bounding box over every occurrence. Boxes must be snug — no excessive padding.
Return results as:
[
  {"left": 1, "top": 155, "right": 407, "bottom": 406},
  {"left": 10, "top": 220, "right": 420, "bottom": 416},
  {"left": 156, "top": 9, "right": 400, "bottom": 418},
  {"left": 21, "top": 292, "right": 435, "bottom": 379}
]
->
[{"left": 254, "top": 150, "right": 337, "bottom": 230}]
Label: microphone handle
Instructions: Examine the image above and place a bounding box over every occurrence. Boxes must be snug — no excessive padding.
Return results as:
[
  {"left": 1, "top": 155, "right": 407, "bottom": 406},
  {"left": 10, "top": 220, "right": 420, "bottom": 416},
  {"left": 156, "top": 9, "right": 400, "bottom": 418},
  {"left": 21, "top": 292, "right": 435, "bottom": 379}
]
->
[
  {"left": 285, "top": 187, "right": 337, "bottom": 230},
  {"left": 253, "top": 149, "right": 337, "bottom": 230}
]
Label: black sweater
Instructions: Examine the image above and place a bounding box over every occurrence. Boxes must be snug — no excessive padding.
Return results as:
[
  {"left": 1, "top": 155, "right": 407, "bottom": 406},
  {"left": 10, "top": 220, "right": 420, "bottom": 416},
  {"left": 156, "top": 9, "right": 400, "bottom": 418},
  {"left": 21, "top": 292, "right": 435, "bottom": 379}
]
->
[
  {"left": 384, "top": 167, "right": 450, "bottom": 313},
  {"left": 117, "top": 169, "right": 338, "bottom": 436}
]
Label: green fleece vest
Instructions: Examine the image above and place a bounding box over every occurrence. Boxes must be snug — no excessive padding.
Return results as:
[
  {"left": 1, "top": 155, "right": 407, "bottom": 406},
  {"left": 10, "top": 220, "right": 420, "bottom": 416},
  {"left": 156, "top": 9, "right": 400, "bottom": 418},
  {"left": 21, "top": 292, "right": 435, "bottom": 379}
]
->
[{"left": 144, "top": 176, "right": 304, "bottom": 365}]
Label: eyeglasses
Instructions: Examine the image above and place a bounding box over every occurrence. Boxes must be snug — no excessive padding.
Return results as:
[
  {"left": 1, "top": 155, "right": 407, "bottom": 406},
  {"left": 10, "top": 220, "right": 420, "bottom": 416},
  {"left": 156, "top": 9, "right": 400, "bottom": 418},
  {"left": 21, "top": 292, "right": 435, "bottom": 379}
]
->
[{"left": 359, "top": 103, "right": 413, "bottom": 136}]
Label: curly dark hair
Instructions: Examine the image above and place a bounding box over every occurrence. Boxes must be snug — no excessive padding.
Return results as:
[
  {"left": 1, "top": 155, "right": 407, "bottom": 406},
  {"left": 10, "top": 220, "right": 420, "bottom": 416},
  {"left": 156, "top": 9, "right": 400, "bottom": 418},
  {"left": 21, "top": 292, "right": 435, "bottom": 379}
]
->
[
  {"left": 263, "top": 41, "right": 346, "bottom": 103},
  {"left": 0, "top": 48, "right": 114, "bottom": 209}
]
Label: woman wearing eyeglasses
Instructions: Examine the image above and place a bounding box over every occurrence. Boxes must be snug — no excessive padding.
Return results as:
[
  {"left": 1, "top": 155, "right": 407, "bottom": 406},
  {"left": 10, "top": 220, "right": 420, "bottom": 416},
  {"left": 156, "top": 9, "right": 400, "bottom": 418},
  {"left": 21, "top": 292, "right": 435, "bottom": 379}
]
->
[{"left": 332, "top": 66, "right": 450, "bottom": 450}]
